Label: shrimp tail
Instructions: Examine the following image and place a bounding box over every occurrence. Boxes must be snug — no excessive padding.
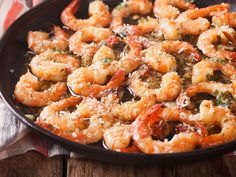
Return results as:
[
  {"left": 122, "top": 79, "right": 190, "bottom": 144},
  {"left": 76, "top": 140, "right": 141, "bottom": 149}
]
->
[
  {"left": 132, "top": 104, "right": 163, "bottom": 139},
  {"left": 120, "top": 145, "right": 142, "bottom": 153},
  {"left": 53, "top": 25, "right": 69, "bottom": 39},
  {"left": 86, "top": 70, "right": 125, "bottom": 98},
  {"left": 192, "top": 51, "right": 201, "bottom": 62},
  {"left": 107, "top": 69, "right": 126, "bottom": 89},
  {"left": 125, "top": 36, "right": 143, "bottom": 56},
  {"left": 141, "top": 104, "right": 163, "bottom": 123},
  {"left": 105, "top": 36, "right": 121, "bottom": 47},
  {"left": 61, "top": 0, "right": 81, "bottom": 31}
]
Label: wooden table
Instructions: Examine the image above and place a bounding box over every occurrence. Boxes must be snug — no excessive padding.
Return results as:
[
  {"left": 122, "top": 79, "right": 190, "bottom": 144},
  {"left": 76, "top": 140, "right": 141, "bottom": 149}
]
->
[{"left": 0, "top": 152, "right": 235, "bottom": 177}]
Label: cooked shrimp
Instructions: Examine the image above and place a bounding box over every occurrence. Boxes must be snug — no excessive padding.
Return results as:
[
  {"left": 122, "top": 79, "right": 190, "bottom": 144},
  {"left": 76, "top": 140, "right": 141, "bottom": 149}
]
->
[
  {"left": 197, "top": 27, "right": 236, "bottom": 61},
  {"left": 154, "top": 0, "right": 195, "bottom": 19},
  {"left": 111, "top": 0, "right": 152, "bottom": 35},
  {"left": 14, "top": 72, "right": 67, "bottom": 107},
  {"left": 192, "top": 60, "right": 236, "bottom": 84},
  {"left": 212, "top": 12, "right": 236, "bottom": 27},
  {"left": 108, "top": 36, "right": 143, "bottom": 74},
  {"left": 27, "top": 26, "right": 68, "bottom": 54},
  {"left": 92, "top": 45, "right": 116, "bottom": 64},
  {"left": 36, "top": 97, "right": 113, "bottom": 144},
  {"left": 198, "top": 100, "right": 236, "bottom": 148},
  {"left": 177, "top": 81, "right": 236, "bottom": 110},
  {"left": 131, "top": 104, "right": 201, "bottom": 154},
  {"left": 77, "top": 37, "right": 141, "bottom": 89},
  {"left": 103, "top": 123, "right": 132, "bottom": 151},
  {"left": 119, "top": 16, "right": 182, "bottom": 40},
  {"left": 176, "top": 3, "right": 230, "bottom": 35},
  {"left": 129, "top": 68, "right": 182, "bottom": 102},
  {"left": 36, "top": 96, "right": 83, "bottom": 131},
  {"left": 131, "top": 36, "right": 201, "bottom": 60},
  {"left": 103, "top": 93, "right": 156, "bottom": 121},
  {"left": 186, "top": 82, "right": 235, "bottom": 98},
  {"left": 157, "top": 19, "right": 183, "bottom": 40},
  {"left": 30, "top": 50, "right": 80, "bottom": 81},
  {"left": 144, "top": 45, "right": 176, "bottom": 73},
  {"left": 69, "top": 27, "right": 112, "bottom": 57},
  {"left": 159, "top": 41, "right": 201, "bottom": 61},
  {"left": 61, "top": 0, "right": 111, "bottom": 31},
  {"left": 119, "top": 145, "right": 142, "bottom": 153},
  {"left": 67, "top": 69, "right": 125, "bottom": 98},
  {"left": 144, "top": 41, "right": 200, "bottom": 73},
  {"left": 137, "top": 17, "right": 159, "bottom": 35}
]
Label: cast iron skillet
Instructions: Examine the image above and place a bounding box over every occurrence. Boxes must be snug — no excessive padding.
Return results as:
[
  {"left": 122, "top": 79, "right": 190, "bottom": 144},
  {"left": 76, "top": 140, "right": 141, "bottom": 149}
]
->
[{"left": 0, "top": 0, "right": 236, "bottom": 165}]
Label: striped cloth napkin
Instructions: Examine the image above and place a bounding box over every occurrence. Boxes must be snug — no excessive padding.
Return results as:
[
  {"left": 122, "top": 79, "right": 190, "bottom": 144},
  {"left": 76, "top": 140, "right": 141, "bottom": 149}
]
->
[
  {"left": 0, "top": 0, "right": 69, "bottom": 160},
  {"left": 0, "top": 0, "right": 235, "bottom": 160}
]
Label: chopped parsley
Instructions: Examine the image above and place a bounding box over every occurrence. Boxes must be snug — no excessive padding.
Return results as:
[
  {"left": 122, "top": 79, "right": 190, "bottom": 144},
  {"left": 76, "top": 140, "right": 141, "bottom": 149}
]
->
[
  {"left": 206, "top": 73, "right": 214, "bottom": 81},
  {"left": 101, "top": 41, "right": 107, "bottom": 46},
  {"left": 102, "top": 58, "right": 112, "bottom": 63},
  {"left": 52, "top": 48, "right": 67, "bottom": 54},
  {"left": 184, "top": 0, "right": 194, "bottom": 2},
  {"left": 115, "top": 2, "right": 127, "bottom": 10},
  {"left": 213, "top": 90, "right": 235, "bottom": 108},
  {"left": 207, "top": 58, "right": 226, "bottom": 64}
]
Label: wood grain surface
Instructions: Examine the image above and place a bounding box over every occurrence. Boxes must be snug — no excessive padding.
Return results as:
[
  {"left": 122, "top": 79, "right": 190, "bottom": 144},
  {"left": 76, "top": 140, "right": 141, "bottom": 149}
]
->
[
  {"left": 0, "top": 151, "right": 63, "bottom": 177},
  {"left": 0, "top": 152, "right": 236, "bottom": 177},
  {"left": 67, "top": 157, "right": 236, "bottom": 177}
]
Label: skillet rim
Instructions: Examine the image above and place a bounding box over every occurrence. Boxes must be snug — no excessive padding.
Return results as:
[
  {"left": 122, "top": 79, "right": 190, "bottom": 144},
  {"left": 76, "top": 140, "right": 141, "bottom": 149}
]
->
[{"left": 0, "top": 0, "right": 236, "bottom": 165}]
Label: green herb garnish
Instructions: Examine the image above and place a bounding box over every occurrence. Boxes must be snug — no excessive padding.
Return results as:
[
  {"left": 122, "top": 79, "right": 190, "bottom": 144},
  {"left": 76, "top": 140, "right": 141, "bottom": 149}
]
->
[
  {"left": 184, "top": 0, "right": 194, "bottom": 3},
  {"left": 115, "top": 2, "right": 127, "bottom": 10},
  {"left": 101, "top": 41, "right": 107, "bottom": 46},
  {"left": 206, "top": 73, "right": 214, "bottom": 81},
  {"left": 207, "top": 58, "right": 226, "bottom": 64},
  {"left": 213, "top": 90, "right": 235, "bottom": 108},
  {"left": 52, "top": 48, "right": 67, "bottom": 54},
  {"left": 102, "top": 58, "right": 112, "bottom": 63}
]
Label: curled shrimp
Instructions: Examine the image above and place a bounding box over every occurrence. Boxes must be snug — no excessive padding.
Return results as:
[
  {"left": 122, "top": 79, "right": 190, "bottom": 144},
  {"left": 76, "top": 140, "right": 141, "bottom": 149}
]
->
[
  {"left": 111, "top": 37, "right": 142, "bottom": 74},
  {"left": 158, "top": 41, "right": 201, "bottom": 61},
  {"left": 143, "top": 45, "right": 177, "bottom": 73},
  {"left": 36, "top": 96, "right": 83, "bottom": 131},
  {"left": 61, "top": 0, "right": 111, "bottom": 31},
  {"left": 111, "top": 0, "right": 153, "bottom": 35},
  {"left": 212, "top": 12, "right": 236, "bottom": 27},
  {"left": 103, "top": 93, "right": 156, "bottom": 121},
  {"left": 30, "top": 50, "right": 80, "bottom": 81},
  {"left": 67, "top": 69, "right": 125, "bottom": 98},
  {"left": 14, "top": 72, "right": 67, "bottom": 107},
  {"left": 27, "top": 26, "right": 68, "bottom": 54},
  {"left": 198, "top": 100, "right": 236, "bottom": 148},
  {"left": 36, "top": 97, "right": 113, "bottom": 144},
  {"left": 69, "top": 27, "right": 112, "bottom": 57},
  {"left": 186, "top": 82, "right": 235, "bottom": 97},
  {"left": 119, "top": 16, "right": 182, "bottom": 40},
  {"left": 103, "top": 123, "right": 132, "bottom": 151},
  {"left": 177, "top": 81, "right": 236, "bottom": 111},
  {"left": 197, "top": 27, "right": 236, "bottom": 61},
  {"left": 92, "top": 45, "right": 116, "bottom": 64},
  {"left": 129, "top": 66, "right": 182, "bottom": 102},
  {"left": 136, "top": 17, "right": 159, "bottom": 35},
  {"left": 192, "top": 59, "right": 236, "bottom": 84},
  {"left": 157, "top": 19, "right": 183, "bottom": 40},
  {"left": 176, "top": 3, "right": 230, "bottom": 35},
  {"left": 154, "top": 0, "right": 195, "bottom": 19},
  {"left": 144, "top": 41, "right": 200, "bottom": 73},
  {"left": 131, "top": 104, "right": 202, "bottom": 154}
]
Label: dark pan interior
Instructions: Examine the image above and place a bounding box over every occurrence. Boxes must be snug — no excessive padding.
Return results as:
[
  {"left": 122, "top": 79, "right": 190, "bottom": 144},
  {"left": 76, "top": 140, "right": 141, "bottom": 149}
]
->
[{"left": 0, "top": 0, "right": 236, "bottom": 165}]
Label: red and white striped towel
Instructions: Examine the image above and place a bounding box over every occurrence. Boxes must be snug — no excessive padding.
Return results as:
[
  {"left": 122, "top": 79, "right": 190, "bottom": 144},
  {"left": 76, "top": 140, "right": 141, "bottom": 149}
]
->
[{"left": 0, "top": 0, "right": 70, "bottom": 160}]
